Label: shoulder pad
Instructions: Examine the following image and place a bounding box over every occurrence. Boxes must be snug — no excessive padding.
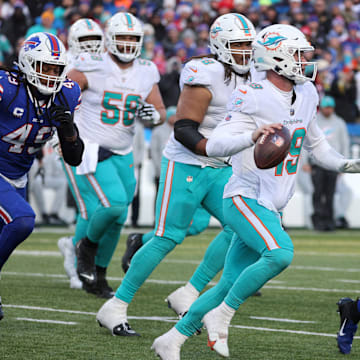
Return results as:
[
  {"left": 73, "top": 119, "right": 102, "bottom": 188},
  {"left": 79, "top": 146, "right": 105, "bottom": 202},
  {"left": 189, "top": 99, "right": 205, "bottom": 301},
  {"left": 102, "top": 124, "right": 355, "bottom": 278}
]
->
[
  {"left": 72, "top": 52, "right": 104, "bottom": 72},
  {"left": 135, "top": 58, "right": 160, "bottom": 84},
  {"left": 58, "top": 80, "right": 81, "bottom": 112},
  {"left": 227, "top": 84, "right": 258, "bottom": 115},
  {"left": 0, "top": 70, "right": 20, "bottom": 103},
  {"left": 181, "top": 58, "right": 223, "bottom": 87}
]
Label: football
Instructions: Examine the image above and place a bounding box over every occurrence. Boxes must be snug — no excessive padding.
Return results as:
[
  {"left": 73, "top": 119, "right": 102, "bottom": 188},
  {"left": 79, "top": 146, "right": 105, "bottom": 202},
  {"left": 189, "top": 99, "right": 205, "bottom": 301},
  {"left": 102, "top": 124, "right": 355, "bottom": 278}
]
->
[{"left": 254, "top": 126, "right": 291, "bottom": 169}]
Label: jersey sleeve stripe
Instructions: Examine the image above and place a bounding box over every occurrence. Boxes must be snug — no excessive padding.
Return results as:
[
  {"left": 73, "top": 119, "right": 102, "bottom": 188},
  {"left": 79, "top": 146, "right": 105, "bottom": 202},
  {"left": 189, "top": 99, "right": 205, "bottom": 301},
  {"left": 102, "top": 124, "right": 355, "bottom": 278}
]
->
[
  {"left": 232, "top": 196, "right": 280, "bottom": 251},
  {"left": 0, "top": 206, "right": 12, "bottom": 224},
  {"left": 155, "top": 160, "right": 175, "bottom": 237}
]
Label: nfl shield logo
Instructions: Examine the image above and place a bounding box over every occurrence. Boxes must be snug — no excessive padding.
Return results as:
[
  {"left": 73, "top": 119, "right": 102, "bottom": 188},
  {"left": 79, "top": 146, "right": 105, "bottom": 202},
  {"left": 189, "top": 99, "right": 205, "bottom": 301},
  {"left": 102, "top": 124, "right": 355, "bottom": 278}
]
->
[{"left": 290, "top": 108, "right": 295, "bottom": 116}]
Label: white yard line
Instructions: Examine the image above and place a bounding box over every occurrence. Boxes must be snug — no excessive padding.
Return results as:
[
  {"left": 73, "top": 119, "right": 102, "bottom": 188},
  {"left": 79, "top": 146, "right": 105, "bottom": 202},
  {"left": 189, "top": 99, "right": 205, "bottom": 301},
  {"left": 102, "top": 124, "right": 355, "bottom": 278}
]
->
[
  {"left": 263, "top": 285, "right": 360, "bottom": 294},
  {"left": 16, "top": 317, "right": 77, "bottom": 325},
  {"left": 5, "top": 304, "right": 359, "bottom": 339},
  {"left": 250, "top": 316, "right": 316, "bottom": 324},
  {"left": 336, "top": 279, "right": 360, "bottom": 284}
]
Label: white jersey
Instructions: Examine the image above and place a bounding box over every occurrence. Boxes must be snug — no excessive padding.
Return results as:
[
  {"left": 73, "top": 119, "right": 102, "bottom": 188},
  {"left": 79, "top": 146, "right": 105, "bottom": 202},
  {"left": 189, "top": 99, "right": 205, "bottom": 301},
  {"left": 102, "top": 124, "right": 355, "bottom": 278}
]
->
[
  {"left": 73, "top": 52, "right": 160, "bottom": 154},
  {"left": 163, "top": 58, "right": 248, "bottom": 168},
  {"left": 220, "top": 79, "right": 321, "bottom": 212}
]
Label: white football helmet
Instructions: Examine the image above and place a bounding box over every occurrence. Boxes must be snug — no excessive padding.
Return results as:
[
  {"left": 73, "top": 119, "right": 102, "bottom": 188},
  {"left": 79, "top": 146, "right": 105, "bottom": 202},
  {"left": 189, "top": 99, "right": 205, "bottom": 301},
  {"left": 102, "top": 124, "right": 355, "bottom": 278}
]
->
[
  {"left": 105, "top": 12, "right": 143, "bottom": 62},
  {"left": 209, "top": 13, "right": 256, "bottom": 74},
  {"left": 68, "top": 18, "right": 104, "bottom": 55},
  {"left": 253, "top": 24, "right": 317, "bottom": 84},
  {"left": 18, "top": 32, "right": 67, "bottom": 95}
]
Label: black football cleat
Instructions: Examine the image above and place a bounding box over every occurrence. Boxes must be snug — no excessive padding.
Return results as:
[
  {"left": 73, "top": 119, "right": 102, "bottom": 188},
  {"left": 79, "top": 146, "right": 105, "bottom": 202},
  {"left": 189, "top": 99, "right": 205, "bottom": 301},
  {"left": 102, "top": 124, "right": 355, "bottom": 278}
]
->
[
  {"left": 75, "top": 238, "right": 98, "bottom": 285},
  {"left": 337, "top": 297, "right": 360, "bottom": 354},
  {"left": 83, "top": 267, "right": 114, "bottom": 299},
  {"left": 113, "top": 322, "right": 140, "bottom": 336},
  {"left": 0, "top": 296, "right": 4, "bottom": 321},
  {"left": 121, "top": 233, "right": 143, "bottom": 273}
]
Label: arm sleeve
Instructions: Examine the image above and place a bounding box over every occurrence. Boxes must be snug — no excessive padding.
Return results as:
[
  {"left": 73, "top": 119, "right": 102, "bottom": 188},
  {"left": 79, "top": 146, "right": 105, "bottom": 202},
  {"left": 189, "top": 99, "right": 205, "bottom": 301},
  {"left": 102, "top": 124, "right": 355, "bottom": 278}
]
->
[
  {"left": 305, "top": 114, "right": 346, "bottom": 172},
  {"left": 59, "top": 123, "right": 84, "bottom": 166},
  {"left": 206, "top": 112, "right": 255, "bottom": 157}
]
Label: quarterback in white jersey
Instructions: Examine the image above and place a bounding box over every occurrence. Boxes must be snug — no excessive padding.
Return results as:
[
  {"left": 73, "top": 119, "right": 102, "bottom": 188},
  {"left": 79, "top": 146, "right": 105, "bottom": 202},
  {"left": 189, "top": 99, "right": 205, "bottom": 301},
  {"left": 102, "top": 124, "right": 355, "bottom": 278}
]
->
[
  {"left": 96, "top": 13, "right": 258, "bottom": 339},
  {"left": 65, "top": 12, "right": 165, "bottom": 299},
  {"left": 152, "top": 24, "right": 360, "bottom": 359}
]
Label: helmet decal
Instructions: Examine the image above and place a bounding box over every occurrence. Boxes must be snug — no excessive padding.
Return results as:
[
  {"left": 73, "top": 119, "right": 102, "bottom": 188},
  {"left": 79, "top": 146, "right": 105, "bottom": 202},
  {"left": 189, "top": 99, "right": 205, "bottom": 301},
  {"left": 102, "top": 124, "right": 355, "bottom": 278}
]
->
[
  {"left": 125, "top": 13, "right": 134, "bottom": 30},
  {"left": 258, "top": 32, "right": 288, "bottom": 51},
  {"left": 85, "top": 19, "right": 93, "bottom": 30},
  {"left": 44, "top": 33, "right": 61, "bottom": 59},
  {"left": 234, "top": 14, "right": 252, "bottom": 37},
  {"left": 24, "top": 36, "right": 41, "bottom": 51}
]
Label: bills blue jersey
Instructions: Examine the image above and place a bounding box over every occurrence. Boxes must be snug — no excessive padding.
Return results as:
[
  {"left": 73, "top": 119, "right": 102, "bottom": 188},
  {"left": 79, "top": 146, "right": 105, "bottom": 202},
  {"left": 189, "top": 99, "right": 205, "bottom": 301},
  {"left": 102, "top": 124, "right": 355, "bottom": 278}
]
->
[{"left": 0, "top": 70, "right": 81, "bottom": 179}]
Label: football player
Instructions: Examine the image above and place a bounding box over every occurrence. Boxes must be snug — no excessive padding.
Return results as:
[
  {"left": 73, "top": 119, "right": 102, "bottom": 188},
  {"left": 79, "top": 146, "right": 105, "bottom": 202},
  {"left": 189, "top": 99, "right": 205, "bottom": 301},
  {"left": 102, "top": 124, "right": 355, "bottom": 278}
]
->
[
  {"left": 151, "top": 24, "right": 360, "bottom": 359},
  {"left": 58, "top": 18, "right": 105, "bottom": 291},
  {"left": 96, "top": 13, "right": 257, "bottom": 336},
  {"left": 337, "top": 297, "right": 360, "bottom": 354},
  {"left": 66, "top": 12, "right": 166, "bottom": 299},
  {"left": 0, "top": 32, "right": 84, "bottom": 320}
]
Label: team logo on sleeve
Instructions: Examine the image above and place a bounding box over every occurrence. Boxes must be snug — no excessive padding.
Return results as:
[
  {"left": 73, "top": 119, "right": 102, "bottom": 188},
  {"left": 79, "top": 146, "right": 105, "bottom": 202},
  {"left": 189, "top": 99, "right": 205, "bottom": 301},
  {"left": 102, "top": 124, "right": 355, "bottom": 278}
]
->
[
  {"left": 186, "top": 76, "right": 195, "bottom": 83},
  {"left": 24, "top": 36, "right": 41, "bottom": 51},
  {"left": 233, "top": 98, "right": 243, "bottom": 107},
  {"left": 258, "top": 32, "right": 287, "bottom": 51}
]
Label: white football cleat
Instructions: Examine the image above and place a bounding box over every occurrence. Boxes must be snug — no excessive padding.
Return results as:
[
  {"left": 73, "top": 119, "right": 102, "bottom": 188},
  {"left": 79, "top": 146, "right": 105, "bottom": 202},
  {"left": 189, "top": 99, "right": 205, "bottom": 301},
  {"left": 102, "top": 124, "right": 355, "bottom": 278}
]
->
[
  {"left": 166, "top": 285, "right": 199, "bottom": 317},
  {"left": 151, "top": 332, "right": 181, "bottom": 360},
  {"left": 58, "top": 236, "right": 82, "bottom": 289},
  {"left": 70, "top": 275, "right": 83, "bottom": 289},
  {"left": 96, "top": 297, "right": 140, "bottom": 336},
  {"left": 203, "top": 307, "right": 230, "bottom": 358}
]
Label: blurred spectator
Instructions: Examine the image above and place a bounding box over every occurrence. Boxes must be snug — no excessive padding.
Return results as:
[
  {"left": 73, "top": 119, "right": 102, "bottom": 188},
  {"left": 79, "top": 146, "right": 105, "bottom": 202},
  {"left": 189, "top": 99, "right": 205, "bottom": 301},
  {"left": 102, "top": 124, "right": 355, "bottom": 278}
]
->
[
  {"left": 180, "top": 28, "right": 197, "bottom": 59},
  {"left": 174, "top": 3, "right": 192, "bottom": 32},
  {"left": 311, "top": 96, "right": 350, "bottom": 231},
  {"left": 341, "top": 0, "right": 357, "bottom": 24},
  {"left": 0, "top": 33, "right": 12, "bottom": 66},
  {"left": 329, "top": 66, "right": 359, "bottom": 123},
  {"left": 5, "top": 36, "right": 23, "bottom": 67},
  {"left": 342, "top": 22, "right": 360, "bottom": 53},
  {"left": 313, "top": 0, "right": 332, "bottom": 36},
  {"left": 149, "top": 10, "right": 166, "bottom": 42},
  {"left": 25, "top": 10, "right": 56, "bottom": 37},
  {"left": 162, "top": 24, "right": 179, "bottom": 58},
  {"left": 2, "top": 1, "right": 30, "bottom": 47},
  {"left": 1, "top": 0, "right": 30, "bottom": 20},
  {"left": 159, "top": 56, "right": 181, "bottom": 107}
]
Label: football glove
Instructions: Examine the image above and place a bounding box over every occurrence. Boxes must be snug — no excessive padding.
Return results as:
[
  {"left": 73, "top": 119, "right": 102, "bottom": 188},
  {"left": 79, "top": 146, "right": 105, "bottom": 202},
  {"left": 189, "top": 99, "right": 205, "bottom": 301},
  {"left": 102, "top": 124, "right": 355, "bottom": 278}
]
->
[
  {"left": 340, "top": 159, "right": 360, "bottom": 173},
  {"left": 49, "top": 104, "right": 76, "bottom": 140},
  {"left": 137, "top": 99, "right": 161, "bottom": 125}
]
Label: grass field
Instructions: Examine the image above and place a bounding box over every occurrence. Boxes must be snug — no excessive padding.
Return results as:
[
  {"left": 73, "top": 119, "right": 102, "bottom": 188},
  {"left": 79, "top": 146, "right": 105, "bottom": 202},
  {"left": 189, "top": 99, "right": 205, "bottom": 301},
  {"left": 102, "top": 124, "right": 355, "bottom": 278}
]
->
[{"left": 1, "top": 228, "right": 360, "bottom": 360}]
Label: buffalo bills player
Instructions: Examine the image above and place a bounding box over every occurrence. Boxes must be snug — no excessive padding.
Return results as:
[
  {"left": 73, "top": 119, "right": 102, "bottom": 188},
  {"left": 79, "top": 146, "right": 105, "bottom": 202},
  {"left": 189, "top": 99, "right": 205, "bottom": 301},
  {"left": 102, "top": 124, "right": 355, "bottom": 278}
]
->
[{"left": 0, "top": 32, "right": 84, "bottom": 320}]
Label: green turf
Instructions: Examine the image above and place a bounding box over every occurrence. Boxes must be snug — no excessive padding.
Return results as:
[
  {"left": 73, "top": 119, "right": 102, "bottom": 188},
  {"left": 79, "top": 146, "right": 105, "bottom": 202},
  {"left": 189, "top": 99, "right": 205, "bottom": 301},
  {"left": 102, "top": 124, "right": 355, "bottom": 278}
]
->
[{"left": 1, "top": 229, "right": 359, "bottom": 359}]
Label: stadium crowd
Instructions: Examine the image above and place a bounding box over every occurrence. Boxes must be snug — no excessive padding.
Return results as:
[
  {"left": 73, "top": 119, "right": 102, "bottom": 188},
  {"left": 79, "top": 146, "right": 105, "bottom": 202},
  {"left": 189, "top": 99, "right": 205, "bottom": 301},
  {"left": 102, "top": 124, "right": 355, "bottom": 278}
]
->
[{"left": 0, "top": 0, "right": 360, "bottom": 123}]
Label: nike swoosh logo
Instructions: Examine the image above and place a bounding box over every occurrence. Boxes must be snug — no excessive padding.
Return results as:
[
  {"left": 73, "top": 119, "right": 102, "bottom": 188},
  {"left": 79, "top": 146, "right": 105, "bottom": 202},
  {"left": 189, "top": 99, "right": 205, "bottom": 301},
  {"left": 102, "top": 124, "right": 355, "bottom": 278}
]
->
[
  {"left": 339, "top": 319, "right": 347, "bottom": 336},
  {"left": 79, "top": 273, "right": 95, "bottom": 282},
  {"left": 239, "top": 89, "right": 247, "bottom": 94},
  {"left": 190, "top": 67, "right": 198, "bottom": 73}
]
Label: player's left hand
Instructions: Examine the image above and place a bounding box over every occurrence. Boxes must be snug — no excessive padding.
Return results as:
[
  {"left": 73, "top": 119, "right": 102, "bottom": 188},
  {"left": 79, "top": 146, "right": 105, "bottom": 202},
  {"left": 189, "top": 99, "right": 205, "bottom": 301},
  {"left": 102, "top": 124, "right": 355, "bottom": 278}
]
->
[
  {"left": 341, "top": 159, "right": 360, "bottom": 173},
  {"left": 49, "top": 104, "right": 72, "bottom": 128},
  {"left": 137, "top": 99, "right": 161, "bottom": 125},
  {"left": 50, "top": 104, "right": 76, "bottom": 140}
]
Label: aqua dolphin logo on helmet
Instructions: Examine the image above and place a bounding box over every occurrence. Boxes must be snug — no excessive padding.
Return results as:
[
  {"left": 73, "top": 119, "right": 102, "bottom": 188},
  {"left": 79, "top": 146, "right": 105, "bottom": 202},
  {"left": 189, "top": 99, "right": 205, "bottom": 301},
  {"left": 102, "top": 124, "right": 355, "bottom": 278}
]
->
[
  {"left": 258, "top": 32, "right": 287, "bottom": 51},
  {"left": 210, "top": 24, "right": 222, "bottom": 39}
]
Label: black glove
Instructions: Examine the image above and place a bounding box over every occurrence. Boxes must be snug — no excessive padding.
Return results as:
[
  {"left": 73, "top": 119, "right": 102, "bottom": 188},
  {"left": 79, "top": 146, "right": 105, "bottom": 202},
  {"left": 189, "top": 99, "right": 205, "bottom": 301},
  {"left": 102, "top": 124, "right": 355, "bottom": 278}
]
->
[{"left": 49, "top": 104, "right": 76, "bottom": 140}]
